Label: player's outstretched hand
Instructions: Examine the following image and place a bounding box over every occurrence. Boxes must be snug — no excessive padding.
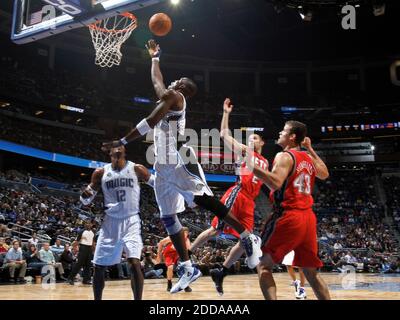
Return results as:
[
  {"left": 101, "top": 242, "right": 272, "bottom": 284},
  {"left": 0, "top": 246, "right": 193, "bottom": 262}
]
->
[
  {"left": 301, "top": 137, "right": 312, "bottom": 150},
  {"left": 223, "top": 98, "right": 233, "bottom": 114},
  {"left": 145, "top": 39, "right": 161, "bottom": 58},
  {"left": 101, "top": 140, "right": 121, "bottom": 153}
]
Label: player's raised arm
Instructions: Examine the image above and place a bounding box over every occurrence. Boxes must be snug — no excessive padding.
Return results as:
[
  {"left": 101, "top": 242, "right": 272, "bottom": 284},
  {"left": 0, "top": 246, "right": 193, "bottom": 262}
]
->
[
  {"left": 146, "top": 39, "right": 166, "bottom": 99},
  {"left": 248, "top": 151, "right": 293, "bottom": 191},
  {"left": 301, "top": 137, "right": 329, "bottom": 180},
  {"left": 220, "top": 98, "right": 247, "bottom": 155},
  {"left": 80, "top": 168, "right": 104, "bottom": 205},
  {"left": 102, "top": 90, "right": 180, "bottom": 151}
]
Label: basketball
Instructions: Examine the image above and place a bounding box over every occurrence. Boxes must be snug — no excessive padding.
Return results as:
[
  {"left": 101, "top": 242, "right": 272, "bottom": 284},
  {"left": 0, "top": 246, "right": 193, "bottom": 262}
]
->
[{"left": 149, "top": 13, "right": 172, "bottom": 36}]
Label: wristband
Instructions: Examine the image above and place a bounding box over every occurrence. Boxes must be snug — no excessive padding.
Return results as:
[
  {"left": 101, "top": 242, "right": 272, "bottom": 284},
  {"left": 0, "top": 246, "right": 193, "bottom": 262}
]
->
[
  {"left": 136, "top": 118, "right": 152, "bottom": 136},
  {"left": 120, "top": 137, "right": 128, "bottom": 146},
  {"left": 87, "top": 185, "right": 97, "bottom": 195},
  {"left": 80, "top": 185, "right": 97, "bottom": 205},
  {"left": 152, "top": 57, "right": 160, "bottom": 62}
]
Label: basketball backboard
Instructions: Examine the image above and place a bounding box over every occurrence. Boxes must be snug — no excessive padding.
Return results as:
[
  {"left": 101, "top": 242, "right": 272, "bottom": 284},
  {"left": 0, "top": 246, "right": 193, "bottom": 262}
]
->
[{"left": 11, "top": 0, "right": 164, "bottom": 44}]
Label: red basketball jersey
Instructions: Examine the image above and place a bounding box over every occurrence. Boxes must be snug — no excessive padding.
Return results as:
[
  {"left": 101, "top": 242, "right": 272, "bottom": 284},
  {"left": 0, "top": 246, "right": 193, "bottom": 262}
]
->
[
  {"left": 270, "top": 149, "right": 316, "bottom": 211},
  {"left": 229, "top": 151, "right": 268, "bottom": 200}
]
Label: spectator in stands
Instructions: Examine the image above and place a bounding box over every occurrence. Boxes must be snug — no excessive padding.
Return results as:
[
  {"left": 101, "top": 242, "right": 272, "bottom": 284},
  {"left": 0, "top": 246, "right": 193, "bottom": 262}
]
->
[
  {"left": 380, "top": 257, "right": 392, "bottom": 273},
  {"left": 392, "top": 257, "right": 400, "bottom": 273},
  {"left": 51, "top": 238, "right": 65, "bottom": 255},
  {"left": 214, "top": 249, "right": 224, "bottom": 266},
  {"left": 67, "top": 222, "right": 94, "bottom": 285},
  {"left": 142, "top": 251, "right": 164, "bottom": 279},
  {"left": 71, "top": 242, "right": 79, "bottom": 261},
  {"left": 28, "top": 232, "right": 39, "bottom": 247},
  {"left": 336, "top": 251, "right": 359, "bottom": 270},
  {"left": 333, "top": 242, "right": 343, "bottom": 250},
  {"left": 24, "top": 243, "right": 46, "bottom": 273},
  {"left": 116, "top": 253, "right": 130, "bottom": 279},
  {"left": 329, "top": 252, "right": 342, "bottom": 271},
  {"left": 39, "top": 242, "right": 67, "bottom": 280},
  {"left": 4, "top": 240, "right": 27, "bottom": 283},
  {"left": 0, "top": 237, "right": 9, "bottom": 253},
  {"left": 0, "top": 224, "right": 11, "bottom": 238},
  {"left": 60, "top": 243, "right": 74, "bottom": 277},
  {"left": 199, "top": 251, "right": 213, "bottom": 274}
]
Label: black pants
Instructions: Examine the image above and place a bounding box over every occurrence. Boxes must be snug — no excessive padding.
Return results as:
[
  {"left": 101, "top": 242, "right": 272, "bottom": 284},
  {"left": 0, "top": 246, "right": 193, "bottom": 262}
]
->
[{"left": 69, "top": 244, "right": 93, "bottom": 282}]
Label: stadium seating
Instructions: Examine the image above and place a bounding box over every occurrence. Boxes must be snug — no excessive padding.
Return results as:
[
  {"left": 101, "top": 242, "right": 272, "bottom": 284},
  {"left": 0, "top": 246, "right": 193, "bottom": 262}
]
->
[{"left": 1, "top": 167, "right": 399, "bottom": 285}]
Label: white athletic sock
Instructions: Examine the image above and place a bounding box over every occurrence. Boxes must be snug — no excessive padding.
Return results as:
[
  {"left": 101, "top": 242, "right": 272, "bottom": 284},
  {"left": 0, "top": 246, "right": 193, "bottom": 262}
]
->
[{"left": 239, "top": 230, "right": 250, "bottom": 239}]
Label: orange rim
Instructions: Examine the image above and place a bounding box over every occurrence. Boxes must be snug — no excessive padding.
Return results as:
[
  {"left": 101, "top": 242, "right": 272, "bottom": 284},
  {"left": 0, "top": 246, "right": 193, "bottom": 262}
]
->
[{"left": 88, "top": 12, "right": 137, "bottom": 34}]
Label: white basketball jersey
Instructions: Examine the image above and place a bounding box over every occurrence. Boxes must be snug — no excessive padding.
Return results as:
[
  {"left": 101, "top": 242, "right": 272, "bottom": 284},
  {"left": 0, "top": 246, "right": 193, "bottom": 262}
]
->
[
  {"left": 153, "top": 92, "right": 186, "bottom": 168},
  {"left": 101, "top": 161, "right": 140, "bottom": 219}
]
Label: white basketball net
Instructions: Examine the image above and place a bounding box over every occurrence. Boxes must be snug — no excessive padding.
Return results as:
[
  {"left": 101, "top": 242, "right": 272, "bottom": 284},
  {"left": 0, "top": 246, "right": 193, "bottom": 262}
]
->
[{"left": 89, "top": 13, "right": 137, "bottom": 68}]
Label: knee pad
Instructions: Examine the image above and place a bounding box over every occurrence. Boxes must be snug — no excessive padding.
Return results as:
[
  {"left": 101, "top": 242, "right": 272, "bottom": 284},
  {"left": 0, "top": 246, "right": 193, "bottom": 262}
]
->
[
  {"left": 194, "top": 195, "right": 229, "bottom": 219},
  {"left": 161, "top": 214, "right": 182, "bottom": 235}
]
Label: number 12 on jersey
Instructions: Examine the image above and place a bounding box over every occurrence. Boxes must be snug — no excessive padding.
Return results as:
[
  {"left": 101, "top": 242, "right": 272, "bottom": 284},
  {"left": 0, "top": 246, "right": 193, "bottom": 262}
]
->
[
  {"left": 293, "top": 173, "right": 311, "bottom": 194},
  {"left": 116, "top": 190, "right": 126, "bottom": 202}
]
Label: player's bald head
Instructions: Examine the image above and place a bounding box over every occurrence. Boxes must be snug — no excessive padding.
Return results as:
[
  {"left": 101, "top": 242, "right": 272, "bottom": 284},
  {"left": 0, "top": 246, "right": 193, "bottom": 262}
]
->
[
  {"left": 180, "top": 77, "right": 197, "bottom": 98},
  {"left": 109, "top": 145, "right": 126, "bottom": 158}
]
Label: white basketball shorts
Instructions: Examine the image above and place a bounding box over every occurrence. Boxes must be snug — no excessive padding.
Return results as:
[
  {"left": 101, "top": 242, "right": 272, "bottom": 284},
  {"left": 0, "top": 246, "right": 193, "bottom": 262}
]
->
[
  {"left": 154, "top": 162, "right": 213, "bottom": 217},
  {"left": 93, "top": 214, "right": 143, "bottom": 266}
]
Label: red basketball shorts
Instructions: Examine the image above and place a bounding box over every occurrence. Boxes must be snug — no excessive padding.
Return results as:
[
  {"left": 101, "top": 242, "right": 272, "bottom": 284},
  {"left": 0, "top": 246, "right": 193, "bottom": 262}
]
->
[
  {"left": 261, "top": 209, "right": 322, "bottom": 268},
  {"left": 211, "top": 191, "right": 254, "bottom": 239},
  {"left": 163, "top": 249, "right": 179, "bottom": 267}
]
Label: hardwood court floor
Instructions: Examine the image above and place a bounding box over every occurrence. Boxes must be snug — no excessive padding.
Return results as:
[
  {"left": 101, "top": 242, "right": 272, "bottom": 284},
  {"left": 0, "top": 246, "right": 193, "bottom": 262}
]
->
[{"left": 1, "top": 273, "right": 400, "bottom": 300}]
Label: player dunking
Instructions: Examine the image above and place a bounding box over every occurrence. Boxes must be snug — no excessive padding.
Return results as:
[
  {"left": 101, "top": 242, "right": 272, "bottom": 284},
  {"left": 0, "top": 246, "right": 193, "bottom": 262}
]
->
[
  {"left": 190, "top": 98, "right": 269, "bottom": 295},
  {"left": 102, "top": 40, "right": 262, "bottom": 293},
  {"left": 157, "top": 227, "right": 192, "bottom": 292},
  {"left": 249, "top": 121, "right": 331, "bottom": 300},
  {"left": 80, "top": 146, "right": 154, "bottom": 300}
]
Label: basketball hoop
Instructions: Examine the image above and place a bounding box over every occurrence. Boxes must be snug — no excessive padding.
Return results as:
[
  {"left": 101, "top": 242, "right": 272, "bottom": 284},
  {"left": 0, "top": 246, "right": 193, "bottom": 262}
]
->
[{"left": 88, "top": 12, "right": 137, "bottom": 68}]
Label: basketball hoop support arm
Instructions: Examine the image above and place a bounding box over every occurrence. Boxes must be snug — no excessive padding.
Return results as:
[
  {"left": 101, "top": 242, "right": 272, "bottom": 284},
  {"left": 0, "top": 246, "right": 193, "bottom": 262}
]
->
[{"left": 11, "top": 0, "right": 164, "bottom": 44}]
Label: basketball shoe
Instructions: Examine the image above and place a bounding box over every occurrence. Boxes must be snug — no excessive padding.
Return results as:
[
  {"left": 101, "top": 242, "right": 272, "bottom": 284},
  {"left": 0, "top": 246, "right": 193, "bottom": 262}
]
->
[
  {"left": 296, "top": 287, "right": 307, "bottom": 300},
  {"left": 210, "top": 268, "right": 225, "bottom": 296},
  {"left": 293, "top": 279, "right": 301, "bottom": 295},
  {"left": 241, "top": 234, "right": 262, "bottom": 269},
  {"left": 170, "top": 263, "right": 202, "bottom": 294}
]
